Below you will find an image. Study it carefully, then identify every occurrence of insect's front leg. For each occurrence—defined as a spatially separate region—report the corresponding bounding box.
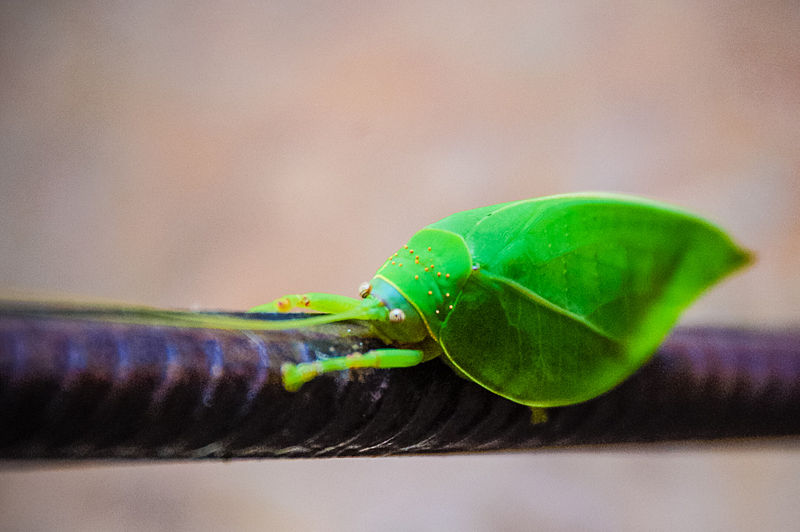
[281,349,425,391]
[248,293,365,314]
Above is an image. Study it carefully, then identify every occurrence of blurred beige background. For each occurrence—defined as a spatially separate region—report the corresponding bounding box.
[1,2,798,531]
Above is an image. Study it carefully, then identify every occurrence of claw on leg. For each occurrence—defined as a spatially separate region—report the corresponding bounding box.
[529,407,549,425]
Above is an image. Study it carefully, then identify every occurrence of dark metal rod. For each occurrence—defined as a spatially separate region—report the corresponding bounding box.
[1,306,798,459]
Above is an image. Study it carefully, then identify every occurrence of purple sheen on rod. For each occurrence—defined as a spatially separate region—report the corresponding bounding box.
[0,307,799,458]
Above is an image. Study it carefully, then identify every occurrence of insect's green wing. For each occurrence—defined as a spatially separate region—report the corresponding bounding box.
[431,193,751,406]
[439,272,624,405]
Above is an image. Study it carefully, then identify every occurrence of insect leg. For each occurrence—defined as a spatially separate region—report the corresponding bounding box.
[248,293,365,314]
[281,349,424,391]
[529,407,549,425]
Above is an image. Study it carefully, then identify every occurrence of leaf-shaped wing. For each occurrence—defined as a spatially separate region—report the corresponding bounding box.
[440,272,624,405]
[433,194,751,405]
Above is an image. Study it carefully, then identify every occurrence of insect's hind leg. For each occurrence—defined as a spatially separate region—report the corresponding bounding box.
[281,349,424,391]
[248,293,365,314]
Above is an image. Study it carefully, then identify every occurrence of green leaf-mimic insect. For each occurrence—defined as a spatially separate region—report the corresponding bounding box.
[247,192,752,406]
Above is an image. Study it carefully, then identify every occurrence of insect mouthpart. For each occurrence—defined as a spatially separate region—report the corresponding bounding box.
[388,308,406,323]
[358,282,372,298]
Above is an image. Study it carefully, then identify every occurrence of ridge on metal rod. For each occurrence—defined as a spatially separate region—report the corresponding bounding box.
[0,305,799,459]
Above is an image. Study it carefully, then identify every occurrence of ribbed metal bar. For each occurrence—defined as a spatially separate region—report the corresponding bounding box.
[0,306,798,458]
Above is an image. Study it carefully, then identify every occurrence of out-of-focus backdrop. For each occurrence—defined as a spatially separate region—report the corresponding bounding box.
[1,2,798,531]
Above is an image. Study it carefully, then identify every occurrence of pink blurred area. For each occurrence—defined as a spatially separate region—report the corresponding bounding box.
[1,2,798,531]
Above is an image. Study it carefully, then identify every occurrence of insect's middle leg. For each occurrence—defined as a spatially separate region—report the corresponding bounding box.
[281,349,424,391]
[248,293,365,314]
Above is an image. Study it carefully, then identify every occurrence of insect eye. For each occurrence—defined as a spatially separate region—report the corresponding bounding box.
[388,309,406,323]
[358,282,372,298]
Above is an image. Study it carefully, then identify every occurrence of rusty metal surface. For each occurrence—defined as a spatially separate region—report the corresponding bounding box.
[1,306,799,459]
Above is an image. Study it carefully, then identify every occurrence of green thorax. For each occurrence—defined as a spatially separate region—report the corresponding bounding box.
[372,228,472,340]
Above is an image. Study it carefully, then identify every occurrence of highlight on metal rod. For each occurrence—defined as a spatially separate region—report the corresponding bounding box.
[1,306,799,459]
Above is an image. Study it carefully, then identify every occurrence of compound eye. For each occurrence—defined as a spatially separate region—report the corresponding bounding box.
[388,308,406,323]
[358,282,372,298]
